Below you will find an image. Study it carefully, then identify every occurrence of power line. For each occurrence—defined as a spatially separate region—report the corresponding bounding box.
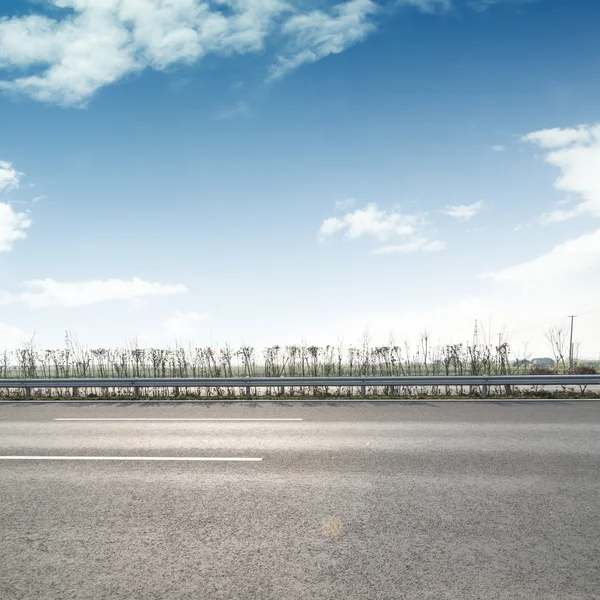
[575,307,600,318]
[498,318,567,337]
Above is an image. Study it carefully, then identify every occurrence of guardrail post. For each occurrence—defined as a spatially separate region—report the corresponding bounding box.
[279,376,284,397]
[133,381,140,398]
[361,379,367,399]
[25,386,31,398]
[482,383,488,400]
[245,377,251,400]
[72,387,78,398]
[174,386,180,398]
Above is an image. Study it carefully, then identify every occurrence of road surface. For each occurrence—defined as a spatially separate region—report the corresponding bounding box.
[1,401,599,599]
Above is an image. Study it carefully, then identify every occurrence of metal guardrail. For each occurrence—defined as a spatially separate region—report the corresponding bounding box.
[0,375,598,399]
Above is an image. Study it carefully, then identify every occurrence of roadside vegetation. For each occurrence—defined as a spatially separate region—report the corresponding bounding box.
[0,333,597,399]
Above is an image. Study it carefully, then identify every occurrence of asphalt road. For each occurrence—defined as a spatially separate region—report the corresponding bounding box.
[1,401,599,600]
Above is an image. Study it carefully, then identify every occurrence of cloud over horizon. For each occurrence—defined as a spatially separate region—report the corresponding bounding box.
[0,277,187,308]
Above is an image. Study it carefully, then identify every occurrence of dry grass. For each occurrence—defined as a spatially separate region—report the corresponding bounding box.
[1,334,520,379]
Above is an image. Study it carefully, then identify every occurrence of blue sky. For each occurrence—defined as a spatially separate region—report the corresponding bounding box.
[1,0,599,357]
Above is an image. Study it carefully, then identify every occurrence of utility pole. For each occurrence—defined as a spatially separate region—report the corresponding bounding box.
[568,315,576,370]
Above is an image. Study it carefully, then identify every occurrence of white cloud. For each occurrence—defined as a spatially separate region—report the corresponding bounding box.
[268,0,378,80]
[0,0,515,103]
[522,126,592,149]
[371,238,445,254]
[444,201,484,220]
[162,310,210,339]
[489,228,600,283]
[319,203,421,242]
[0,161,36,252]
[0,0,289,105]
[0,203,31,252]
[523,123,600,221]
[0,161,21,192]
[320,202,444,255]
[270,0,456,80]
[491,145,505,152]
[0,277,187,308]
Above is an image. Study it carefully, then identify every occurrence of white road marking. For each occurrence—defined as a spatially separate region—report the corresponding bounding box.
[0,456,262,462]
[54,418,303,421]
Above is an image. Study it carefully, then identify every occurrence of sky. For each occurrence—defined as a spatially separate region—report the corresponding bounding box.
[0,0,599,358]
